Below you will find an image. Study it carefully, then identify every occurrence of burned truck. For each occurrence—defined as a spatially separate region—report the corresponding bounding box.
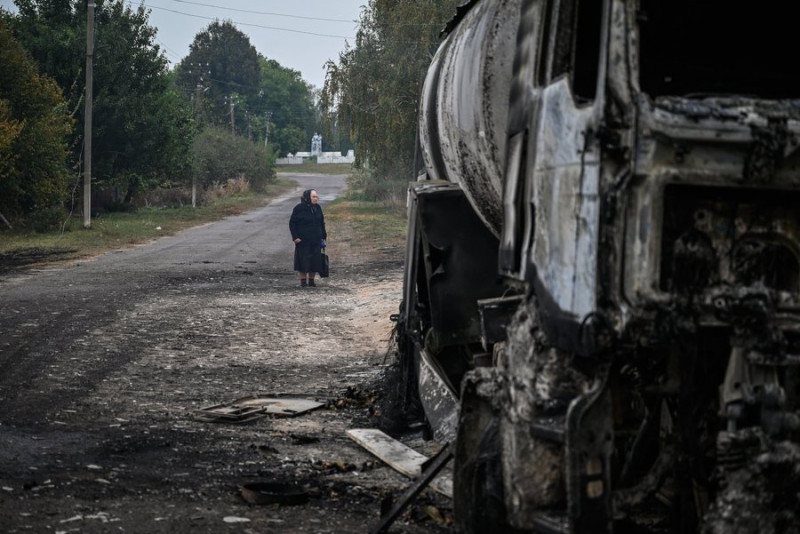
[395,0,800,532]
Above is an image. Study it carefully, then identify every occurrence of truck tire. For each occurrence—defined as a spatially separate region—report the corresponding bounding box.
[454,367,518,533]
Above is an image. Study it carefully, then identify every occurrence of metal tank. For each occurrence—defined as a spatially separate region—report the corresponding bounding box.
[417,0,520,237]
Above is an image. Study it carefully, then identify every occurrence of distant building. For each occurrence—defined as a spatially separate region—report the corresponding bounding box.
[276,149,355,165]
[318,150,355,164]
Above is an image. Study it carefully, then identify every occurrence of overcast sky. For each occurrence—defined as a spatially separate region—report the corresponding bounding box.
[0,0,366,90]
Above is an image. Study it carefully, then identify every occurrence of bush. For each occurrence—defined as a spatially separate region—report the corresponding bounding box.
[192,126,275,191]
[21,206,68,233]
[202,177,250,204]
[0,22,74,224]
[103,201,137,214]
[225,176,250,195]
[137,187,193,208]
[347,166,408,205]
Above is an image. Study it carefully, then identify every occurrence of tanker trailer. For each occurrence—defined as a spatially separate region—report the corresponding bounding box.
[395,0,800,532]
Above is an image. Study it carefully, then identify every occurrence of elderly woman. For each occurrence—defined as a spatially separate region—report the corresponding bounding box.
[289,189,327,287]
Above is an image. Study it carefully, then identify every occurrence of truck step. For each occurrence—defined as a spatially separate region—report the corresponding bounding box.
[531,415,566,444]
[531,510,569,534]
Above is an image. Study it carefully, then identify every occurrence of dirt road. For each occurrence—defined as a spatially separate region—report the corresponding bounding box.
[0,174,452,533]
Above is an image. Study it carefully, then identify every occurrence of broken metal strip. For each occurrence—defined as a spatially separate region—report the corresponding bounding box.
[418,347,459,444]
[368,443,453,534]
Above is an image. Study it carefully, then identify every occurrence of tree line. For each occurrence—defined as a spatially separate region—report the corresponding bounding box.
[0,0,327,229]
[320,0,461,202]
[1,0,463,230]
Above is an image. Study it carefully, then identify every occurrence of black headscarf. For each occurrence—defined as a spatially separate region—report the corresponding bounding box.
[301,189,317,213]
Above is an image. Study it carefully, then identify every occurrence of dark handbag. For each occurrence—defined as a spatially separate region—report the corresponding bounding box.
[320,251,329,278]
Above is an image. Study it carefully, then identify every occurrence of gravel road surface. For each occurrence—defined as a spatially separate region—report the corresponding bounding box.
[0,173,452,533]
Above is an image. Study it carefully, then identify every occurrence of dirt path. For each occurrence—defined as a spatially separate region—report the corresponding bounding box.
[0,177,452,533]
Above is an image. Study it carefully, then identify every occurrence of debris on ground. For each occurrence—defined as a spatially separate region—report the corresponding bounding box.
[193,396,325,423]
[347,428,453,498]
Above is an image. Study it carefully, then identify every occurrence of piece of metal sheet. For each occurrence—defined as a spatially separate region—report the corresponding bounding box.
[194,396,325,423]
[418,348,459,444]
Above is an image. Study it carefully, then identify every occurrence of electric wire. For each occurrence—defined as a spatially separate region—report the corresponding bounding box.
[135,1,355,39]
[166,0,357,23]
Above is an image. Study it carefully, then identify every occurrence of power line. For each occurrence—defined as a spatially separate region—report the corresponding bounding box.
[136,2,356,39]
[155,37,184,62]
[167,0,357,23]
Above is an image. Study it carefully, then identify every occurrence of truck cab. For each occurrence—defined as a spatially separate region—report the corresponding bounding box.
[401,1,800,532]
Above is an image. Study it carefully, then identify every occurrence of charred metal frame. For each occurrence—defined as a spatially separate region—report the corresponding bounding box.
[400,181,507,441]
[401,0,800,532]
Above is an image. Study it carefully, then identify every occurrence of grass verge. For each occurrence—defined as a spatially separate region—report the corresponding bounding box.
[323,199,408,268]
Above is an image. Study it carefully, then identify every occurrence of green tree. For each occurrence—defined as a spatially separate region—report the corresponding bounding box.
[192,125,274,192]
[175,22,319,157]
[7,0,193,205]
[252,56,317,156]
[0,19,73,224]
[9,0,84,104]
[0,101,23,187]
[271,124,307,157]
[321,0,459,199]
[175,20,260,132]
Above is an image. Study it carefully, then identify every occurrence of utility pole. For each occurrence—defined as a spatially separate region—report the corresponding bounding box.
[83,0,95,229]
[193,75,201,208]
[189,62,210,120]
[189,63,209,208]
[229,94,235,135]
[264,111,272,150]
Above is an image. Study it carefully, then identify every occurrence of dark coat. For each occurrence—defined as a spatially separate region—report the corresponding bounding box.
[289,190,327,243]
[289,189,327,273]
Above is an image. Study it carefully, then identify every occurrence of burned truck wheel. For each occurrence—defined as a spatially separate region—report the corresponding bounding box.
[498,296,592,529]
[453,367,515,533]
[389,300,428,431]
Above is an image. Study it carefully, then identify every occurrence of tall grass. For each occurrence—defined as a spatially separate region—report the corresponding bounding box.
[324,198,408,253]
[345,166,409,207]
